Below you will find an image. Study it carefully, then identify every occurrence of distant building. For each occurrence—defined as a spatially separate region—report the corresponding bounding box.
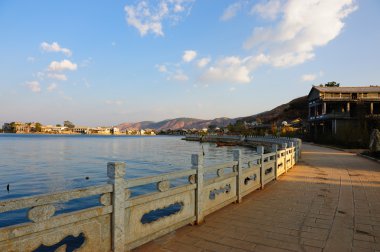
[72,126,90,134]
[111,127,120,135]
[41,125,67,133]
[308,86,380,145]
[88,127,111,135]
[2,122,35,133]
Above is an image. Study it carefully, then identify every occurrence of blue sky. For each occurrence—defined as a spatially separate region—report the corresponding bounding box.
[0,0,379,126]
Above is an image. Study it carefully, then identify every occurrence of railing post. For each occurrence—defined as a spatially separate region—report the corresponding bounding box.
[290,142,294,167]
[257,146,265,189]
[282,143,288,173]
[233,149,242,203]
[192,154,204,224]
[272,144,278,180]
[107,162,126,252]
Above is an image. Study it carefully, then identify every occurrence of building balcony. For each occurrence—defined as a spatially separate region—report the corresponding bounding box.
[309,112,351,121]
[321,97,380,101]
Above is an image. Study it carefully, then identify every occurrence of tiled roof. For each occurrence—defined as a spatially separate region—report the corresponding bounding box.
[313,86,380,93]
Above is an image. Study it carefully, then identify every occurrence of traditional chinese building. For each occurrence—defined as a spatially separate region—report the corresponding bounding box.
[308,86,380,145]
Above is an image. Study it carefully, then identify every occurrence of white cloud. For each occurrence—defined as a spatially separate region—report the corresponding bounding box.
[124,0,194,36]
[172,72,189,81]
[251,0,283,20]
[197,57,211,68]
[105,100,124,106]
[159,1,356,85]
[48,59,77,71]
[245,0,358,67]
[301,74,317,82]
[26,81,41,93]
[229,87,236,92]
[47,83,58,91]
[47,73,67,81]
[221,2,243,21]
[182,50,197,62]
[40,42,72,56]
[174,3,184,12]
[156,64,168,73]
[201,56,251,84]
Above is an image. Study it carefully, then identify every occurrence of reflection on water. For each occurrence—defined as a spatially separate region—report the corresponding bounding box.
[0,134,256,227]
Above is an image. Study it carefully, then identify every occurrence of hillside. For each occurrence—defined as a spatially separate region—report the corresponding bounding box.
[117,96,308,131]
[117,117,236,131]
[237,96,308,124]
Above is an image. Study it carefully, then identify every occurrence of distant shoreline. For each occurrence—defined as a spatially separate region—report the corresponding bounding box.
[0,132,163,137]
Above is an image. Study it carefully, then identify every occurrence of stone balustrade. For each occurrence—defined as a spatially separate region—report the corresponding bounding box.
[0,136,301,252]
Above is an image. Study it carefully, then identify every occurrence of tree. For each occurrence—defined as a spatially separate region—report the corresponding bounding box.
[271,123,278,136]
[208,124,217,131]
[324,81,340,87]
[10,122,16,133]
[56,124,61,127]
[256,118,262,124]
[35,122,42,132]
[64,120,75,129]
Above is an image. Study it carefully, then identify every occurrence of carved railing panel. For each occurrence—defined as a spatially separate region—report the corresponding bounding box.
[0,206,112,252]
[277,156,286,176]
[241,167,260,196]
[203,176,237,216]
[263,161,276,184]
[125,188,195,249]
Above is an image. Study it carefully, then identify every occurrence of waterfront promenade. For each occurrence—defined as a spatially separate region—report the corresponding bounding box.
[136,143,380,252]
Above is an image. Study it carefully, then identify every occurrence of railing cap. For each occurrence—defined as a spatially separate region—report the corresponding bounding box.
[107,162,126,179]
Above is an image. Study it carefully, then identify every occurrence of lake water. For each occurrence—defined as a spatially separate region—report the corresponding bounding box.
[0,134,256,227]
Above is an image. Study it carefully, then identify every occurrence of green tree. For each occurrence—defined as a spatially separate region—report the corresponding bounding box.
[10,122,16,133]
[35,122,42,132]
[56,124,61,127]
[324,81,340,87]
[64,120,75,129]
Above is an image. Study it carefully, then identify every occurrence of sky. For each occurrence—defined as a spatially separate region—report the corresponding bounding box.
[0,0,379,126]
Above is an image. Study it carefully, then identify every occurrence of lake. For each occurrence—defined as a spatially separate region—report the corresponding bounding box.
[0,134,256,227]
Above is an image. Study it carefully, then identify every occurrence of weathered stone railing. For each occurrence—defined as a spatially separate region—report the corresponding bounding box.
[0,136,301,252]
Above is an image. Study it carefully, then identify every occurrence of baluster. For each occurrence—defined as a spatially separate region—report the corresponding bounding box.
[192,154,204,224]
[107,162,126,252]
[282,143,288,173]
[257,146,265,189]
[272,144,278,180]
[234,149,242,203]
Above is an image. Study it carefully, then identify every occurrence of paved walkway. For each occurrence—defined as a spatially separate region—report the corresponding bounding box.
[135,143,380,252]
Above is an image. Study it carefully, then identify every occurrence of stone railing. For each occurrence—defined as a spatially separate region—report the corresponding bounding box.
[0,136,301,252]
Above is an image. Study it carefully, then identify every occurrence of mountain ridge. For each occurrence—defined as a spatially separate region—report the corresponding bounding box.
[117,96,308,131]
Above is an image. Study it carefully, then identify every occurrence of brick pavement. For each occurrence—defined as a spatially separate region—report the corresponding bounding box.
[135,144,380,252]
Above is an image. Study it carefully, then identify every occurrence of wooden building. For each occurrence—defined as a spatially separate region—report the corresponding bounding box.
[308,86,380,145]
